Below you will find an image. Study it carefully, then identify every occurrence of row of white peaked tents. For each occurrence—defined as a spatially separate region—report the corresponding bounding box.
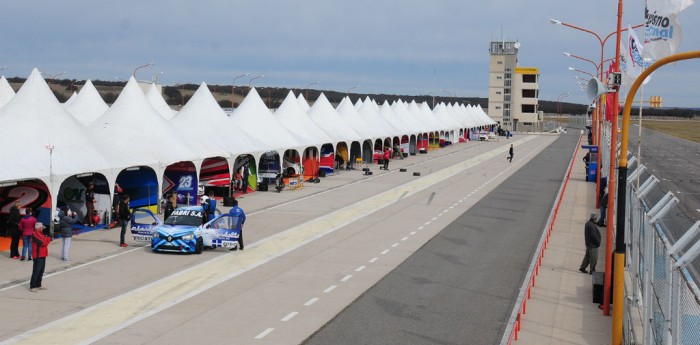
[0,69,496,217]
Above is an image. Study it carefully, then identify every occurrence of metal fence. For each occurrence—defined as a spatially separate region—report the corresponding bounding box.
[623,150,700,345]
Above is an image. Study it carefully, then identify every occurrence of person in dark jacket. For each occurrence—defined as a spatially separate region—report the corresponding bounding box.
[205,191,217,221]
[58,206,78,261]
[164,194,175,221]
[242,164,250,194]
[29,222,51,292]
[8,202,22,259]
[118,195,131,247]
[597,190,608,226]
[579,212,602,274]
[507,144,514,162]
[85,182,96,227]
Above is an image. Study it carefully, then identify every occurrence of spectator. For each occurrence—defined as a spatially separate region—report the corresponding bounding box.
[598,190,608,226]
[507,144,514,162]
[579,212,601,274]
[383,147,391,170]
[29,222,51,292]
[227,199,246,251]
[58,206,78,261]
[118,195,131,248]
[19,207,37,261]
[164,194,176,221]
[8,202,21,259]
[242,164,250,194]
[233,169,243,191]
[85,182,96,227]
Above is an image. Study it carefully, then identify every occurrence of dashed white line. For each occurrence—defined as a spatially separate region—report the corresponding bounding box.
[409,231,416,236]
[417,226,424,230]
[391,243,399,248]
[304,297,319,306]
[281,311,298,322]
[254,328,274,339]
[369,257,378,263]
[341,275,353,282]
[356,265,366,272]
[431,217,437,221]
[424,221,432,225]
[323,285,337,293]
[401,236,409,241]
[381,249,390,255]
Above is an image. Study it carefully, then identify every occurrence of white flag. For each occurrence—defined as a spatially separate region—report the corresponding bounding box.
[644,0,693,59]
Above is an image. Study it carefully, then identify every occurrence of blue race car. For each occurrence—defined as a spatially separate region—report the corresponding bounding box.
[130,206,241,254]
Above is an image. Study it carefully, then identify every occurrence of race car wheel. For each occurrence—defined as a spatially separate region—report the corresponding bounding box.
[195,238,203,254]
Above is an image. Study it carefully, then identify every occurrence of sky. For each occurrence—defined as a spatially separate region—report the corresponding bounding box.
[1,0,699,108]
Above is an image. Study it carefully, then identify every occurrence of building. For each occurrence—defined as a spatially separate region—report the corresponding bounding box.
[488,41,540,132]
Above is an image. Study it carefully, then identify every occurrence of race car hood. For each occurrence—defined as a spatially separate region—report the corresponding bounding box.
[155,224,199,237]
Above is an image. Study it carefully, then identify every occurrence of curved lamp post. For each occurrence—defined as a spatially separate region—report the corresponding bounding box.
[232,73,250,109]
[133,62,155,79]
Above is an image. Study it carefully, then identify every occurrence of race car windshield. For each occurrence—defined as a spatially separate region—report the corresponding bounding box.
[164,210,203,226]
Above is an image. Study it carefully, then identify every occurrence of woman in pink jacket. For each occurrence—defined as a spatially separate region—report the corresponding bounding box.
[19,207,37,261]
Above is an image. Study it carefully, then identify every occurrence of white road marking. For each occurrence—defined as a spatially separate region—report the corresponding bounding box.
[341,275,353,282]
[323,285,337,293]
[254,328,274,339]
[380,249,390,255]
[369,257,378,263]
[409,231,416,236]
[401,237,408,241]
[391,243,399,248]
[281,312,298,322]
[304,297,319,306]
[424,221,431,225]
[417,226,424,230]
[431,217,437,221]
[355,266,366,272]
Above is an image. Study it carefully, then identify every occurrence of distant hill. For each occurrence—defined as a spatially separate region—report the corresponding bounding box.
[5,77,697,118]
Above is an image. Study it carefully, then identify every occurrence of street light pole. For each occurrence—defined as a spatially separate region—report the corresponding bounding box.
[152,71,164,84]
[133,62,155,80]
[556,92,569,128]
[232,73,249,109]
[346,85,359,95]
[41,72,65,96]
[568,67,596,79]
[305,81,319,100]
[45,144,55,233]
[248,74,264,96]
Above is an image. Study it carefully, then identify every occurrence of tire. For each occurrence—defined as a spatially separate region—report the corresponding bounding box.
[194,237,203,254]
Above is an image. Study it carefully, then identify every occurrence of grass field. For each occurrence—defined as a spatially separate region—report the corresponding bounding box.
[641,120,700,144]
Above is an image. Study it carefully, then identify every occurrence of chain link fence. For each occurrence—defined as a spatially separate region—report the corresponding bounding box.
[624,150,700,345]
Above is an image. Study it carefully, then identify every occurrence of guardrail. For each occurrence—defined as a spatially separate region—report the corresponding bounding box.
[500,133,582,344]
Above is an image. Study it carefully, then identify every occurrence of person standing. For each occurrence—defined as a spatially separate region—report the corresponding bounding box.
[8,202,22,259]
[29,222,51,292]
[58,206,78,261]
[579,212,602,274]
[85,182,96,227]
[383,147,391,170]
[233,169,243,192]
[227,199,246,251]
[19,207,37,261]
[598,190,608,226]
[507,144,514,162]
[242,164,250,194]
[205,191,217,221]
[164,194,175,221]
[118,195,131,248]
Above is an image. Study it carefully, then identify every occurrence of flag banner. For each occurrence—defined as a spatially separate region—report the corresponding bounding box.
[628,26,654,85]
[646,0,694,15]
[644,0,693,59]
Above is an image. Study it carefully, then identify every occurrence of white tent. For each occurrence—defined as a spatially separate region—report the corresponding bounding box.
[274,91,332,147]
[419,102,450,131]
[356,98,395,139]
[336,97,377,139]
[407,100,438,132]
[90,76,202,167]
[297,94,311,112]
[231,88,303,152]
[63,92,77,106]
[0,69,136,218]
[64,79,109,126]
[378,101,411,137]
[0,76,16,109]
[391,100,424,134]
[146,83,177,120]
[172,82,268,157]
[307,93,363,144]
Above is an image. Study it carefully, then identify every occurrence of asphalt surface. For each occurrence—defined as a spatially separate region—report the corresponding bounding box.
[304,132,579,345]
[626,123,700,277]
